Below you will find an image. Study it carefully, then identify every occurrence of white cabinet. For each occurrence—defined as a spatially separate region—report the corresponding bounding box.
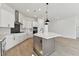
[19,13,26,28]
[14,33,27,44]
[5,35,15,50]
[19,12,33,36]
[0,4,15,27]
[33,21,38,27]
[5,33,28,50]
[19,12,24,24]
[19,12,33,28]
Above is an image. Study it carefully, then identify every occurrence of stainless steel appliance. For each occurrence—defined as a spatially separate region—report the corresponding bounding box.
[33,27,38,34]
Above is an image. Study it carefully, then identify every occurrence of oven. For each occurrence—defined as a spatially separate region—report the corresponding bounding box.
[33,27,38,34]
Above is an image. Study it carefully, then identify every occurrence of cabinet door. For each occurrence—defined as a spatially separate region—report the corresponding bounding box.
[14,34,22,45]
[19,13,24,24]
[0,9,14,27]
[14,33,27,44]
[5,35,15,50]
[26,21,33,34]
[19,13,26,29]
[9,11,15,28]
[0,9,9,27]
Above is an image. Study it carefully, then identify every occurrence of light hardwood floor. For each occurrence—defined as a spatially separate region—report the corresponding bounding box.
[51,37,79,56]
[6,38,33,56]
[6,37,79,56]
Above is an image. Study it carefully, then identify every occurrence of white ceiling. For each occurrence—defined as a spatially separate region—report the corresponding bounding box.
[6,3,79,20]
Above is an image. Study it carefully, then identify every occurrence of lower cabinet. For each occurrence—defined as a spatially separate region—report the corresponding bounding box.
[5,35,15,50]
[5,33,29,51]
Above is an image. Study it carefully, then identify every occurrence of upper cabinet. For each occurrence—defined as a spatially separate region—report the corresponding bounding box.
[0,4,15,27]
[19,12,24,24]
[19,12,33,35]
[19,12,33,28]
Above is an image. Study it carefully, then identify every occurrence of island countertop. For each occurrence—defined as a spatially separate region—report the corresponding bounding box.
[34,32,61,39]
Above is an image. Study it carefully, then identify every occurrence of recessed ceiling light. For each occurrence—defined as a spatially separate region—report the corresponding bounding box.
[38,8,41,11]
[26,9,30,12]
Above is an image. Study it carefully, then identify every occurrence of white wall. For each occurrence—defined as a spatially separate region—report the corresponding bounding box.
[48,17,76,39]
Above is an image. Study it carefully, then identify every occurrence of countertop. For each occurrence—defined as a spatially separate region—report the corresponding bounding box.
[11,32,25,34]
[34,32,61,39]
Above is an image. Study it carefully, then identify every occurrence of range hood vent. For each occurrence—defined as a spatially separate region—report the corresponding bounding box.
[11,10,23,33]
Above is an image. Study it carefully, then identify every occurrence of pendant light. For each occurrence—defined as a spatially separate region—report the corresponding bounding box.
[45,3,50,23]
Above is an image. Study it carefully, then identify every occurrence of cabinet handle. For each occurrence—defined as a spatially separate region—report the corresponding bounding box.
[8,24,10,27]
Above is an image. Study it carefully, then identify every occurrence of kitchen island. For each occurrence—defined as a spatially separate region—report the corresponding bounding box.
[33,32,61,56]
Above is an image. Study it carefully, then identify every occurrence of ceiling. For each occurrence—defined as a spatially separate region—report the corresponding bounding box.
[6,3,79,20]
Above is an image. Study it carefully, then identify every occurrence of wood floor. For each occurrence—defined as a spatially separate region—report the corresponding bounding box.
[51,37,79,56]
[5,37,79,56]
[6,38,33,56]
